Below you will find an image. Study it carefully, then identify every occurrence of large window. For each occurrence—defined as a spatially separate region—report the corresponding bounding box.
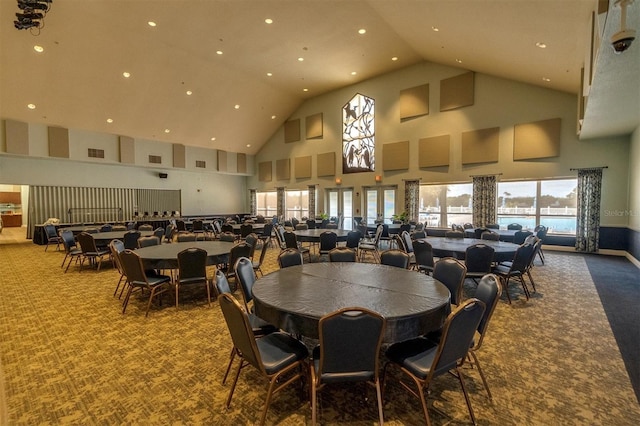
[419,183,473,227]
[256,191,277,218]
[285,190,309,221]
[364,186,396,224]
[498,179,577,234]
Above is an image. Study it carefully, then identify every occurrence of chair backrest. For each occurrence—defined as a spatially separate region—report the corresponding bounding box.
[283,231,299,249]
[192,219,204,232]
[221,223,234,234]
[481,231,500,241]
[507,223,523,230]
[445,230,464,239]
[328,247,357,262]
[176,220,187,231]
[371,225,384,245]
[176,232,197,242]
[306,219,316,229]
[138,224,154,231]
[473,274,502,348]
[60,229,76,251]
[295,223,309,230]
[411,230,426,239]
[100,224,112,232]
[219,232,236,242]
[235,257,256,308]
[278,248,303,268]
[153,227,165,240]
[275,225,287,249]
[380,224,390,238]
[83,227,99,234]
[463,223,474,229]
[254,237,270,266]
[138,236,160,248]
[260,223,274,238]
[112,224,127,231]
[433,257,467,306]
[316,307,386,382]
[119,249,148,284]
[177,247,207,281]
[245,233,259,257]
[44,224,58,238]
[109,239,125,274]
[214,269,232,295]
[240,223,253,238]
[412,239,434,269]
[345,231,362,248]
[380,249,410,269]
[535,225,548,241]
[228,243,252,273]
[474,227,489,239]
[218,293,265,373]
[392,234,406,252]
[164,224,175,241]
[485,223,500,229]
[401,231,414,253]
[429,298,486,379]
[512,230,533,245]
[77,232,98,253]
[319,231,338,251]
[465,243,495,274]
[123,230,141,250]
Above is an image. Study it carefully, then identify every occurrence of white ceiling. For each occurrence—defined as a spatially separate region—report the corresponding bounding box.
[0,0,637,155]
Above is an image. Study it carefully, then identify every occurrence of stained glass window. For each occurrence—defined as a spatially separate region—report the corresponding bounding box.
[342,93,375,173]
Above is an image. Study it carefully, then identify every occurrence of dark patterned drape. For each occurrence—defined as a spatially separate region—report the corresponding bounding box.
[575,168,603,253]
[276,187,285,223]
[472,175,497,227]
[249,189,256,216]
[308,185,316,219]
[404,180,420,222]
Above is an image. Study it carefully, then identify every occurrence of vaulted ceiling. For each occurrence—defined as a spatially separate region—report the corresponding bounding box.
[1,0,637,155]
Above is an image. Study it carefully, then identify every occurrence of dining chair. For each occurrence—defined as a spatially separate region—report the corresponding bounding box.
[252,239,270,277]
[328,247,357,262]
[218,293,308,425]
[311,307,386,425]
[163,223,175,243]
[137,235,160,248]
[138,224,154,231]
[176,247,211,308]
[76,231,111,272]
[60,229,82,272]
[481,230,500,241]
[507,223,523,230]
[412,239,435,274]
[258,223,274,248]
[44,224,62,251]
[284,231,310,262]
[432,257,467,306]
[445,230,464,239]
[278,248,304,268]
[534,225,547,264]
[223,242,252,286]
[176,231,197,242]
[492,242,535,303]
[318,231,338,261]
[380,249,410,269]
[464,243,495,285]
[383,298,486,426]
[109,239,126,297]
[123,230,141,250]
[119,249,172,317]
[191,219,206,240]
[512,230,533,245]
[358,224,383,263]
[345,230,362,250]
[244,232,259,259]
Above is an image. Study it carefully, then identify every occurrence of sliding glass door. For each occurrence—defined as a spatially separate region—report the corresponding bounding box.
[326,188,353,230]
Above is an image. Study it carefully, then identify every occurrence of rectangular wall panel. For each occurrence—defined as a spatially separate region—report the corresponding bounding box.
[173,143,186,168]
[383,140,410,171]
[513,118,561,160]
[440,72,475,111]
[295,156,312,178]
[4,119,29,155]
[276,159,291,180]
[119,136,135,164]
[217,150,227,172]
[48,126,70,158]
[258,161,272,182]
[237,153,247,173]
[461,127,500,165]
[400,84,429,120]
[317,152,336,177]
[419,135,450,168]
[305,113,323,139]
[284,119,301,143]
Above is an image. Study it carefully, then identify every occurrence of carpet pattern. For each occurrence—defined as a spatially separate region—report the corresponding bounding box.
[1,233,639,425]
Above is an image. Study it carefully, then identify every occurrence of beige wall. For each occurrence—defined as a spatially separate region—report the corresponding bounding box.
[249,61,632,226]
[627,127,640,231]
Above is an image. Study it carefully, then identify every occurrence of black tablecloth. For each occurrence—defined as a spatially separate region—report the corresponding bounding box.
[135,241,235,270]
[253,263,451,343]
[420,237,519,263]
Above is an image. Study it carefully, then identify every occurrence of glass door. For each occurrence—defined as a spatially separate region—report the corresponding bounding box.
[364,186,396,225]
[326,188,354,230]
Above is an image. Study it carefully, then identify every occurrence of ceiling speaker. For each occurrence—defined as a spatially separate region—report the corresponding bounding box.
[159,172,168,178]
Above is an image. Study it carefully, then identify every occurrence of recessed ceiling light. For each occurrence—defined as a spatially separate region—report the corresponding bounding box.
[148,21,157,27]
[351,71,357,75]
[265,18,273,24]
[266,72,273,77]
[536,42,547,48]
[455,59,462,63]
[246,144,251,147]
[211,137,216,141]
[358,28,366,35]
[271,115,277,119]
[164,129,170,133]
[391,56,398,61]
[542,77,551,82]
[216,50,223,55]
[122,72,131,78]
[106,118,113,123]
[186,90,193,95]
[33,45,44,53]
[298,57,304,62]
[27,104,36,109]
[431,26,439,32]
[234,104,240,109]
[303,88,309,92]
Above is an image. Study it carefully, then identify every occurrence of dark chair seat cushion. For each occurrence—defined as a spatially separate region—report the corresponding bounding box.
[257,332,309,375]
[385,336,439,380]
[249,313,279,335]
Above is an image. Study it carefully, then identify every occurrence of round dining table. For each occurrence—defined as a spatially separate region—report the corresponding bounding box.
[134,240,235,270]
[293,229,352,243]
[252,262,451,343]
[91,230,154,242]
[419,236,520,263]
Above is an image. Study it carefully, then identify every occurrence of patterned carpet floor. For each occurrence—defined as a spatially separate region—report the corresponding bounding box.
[1,229,639,425]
